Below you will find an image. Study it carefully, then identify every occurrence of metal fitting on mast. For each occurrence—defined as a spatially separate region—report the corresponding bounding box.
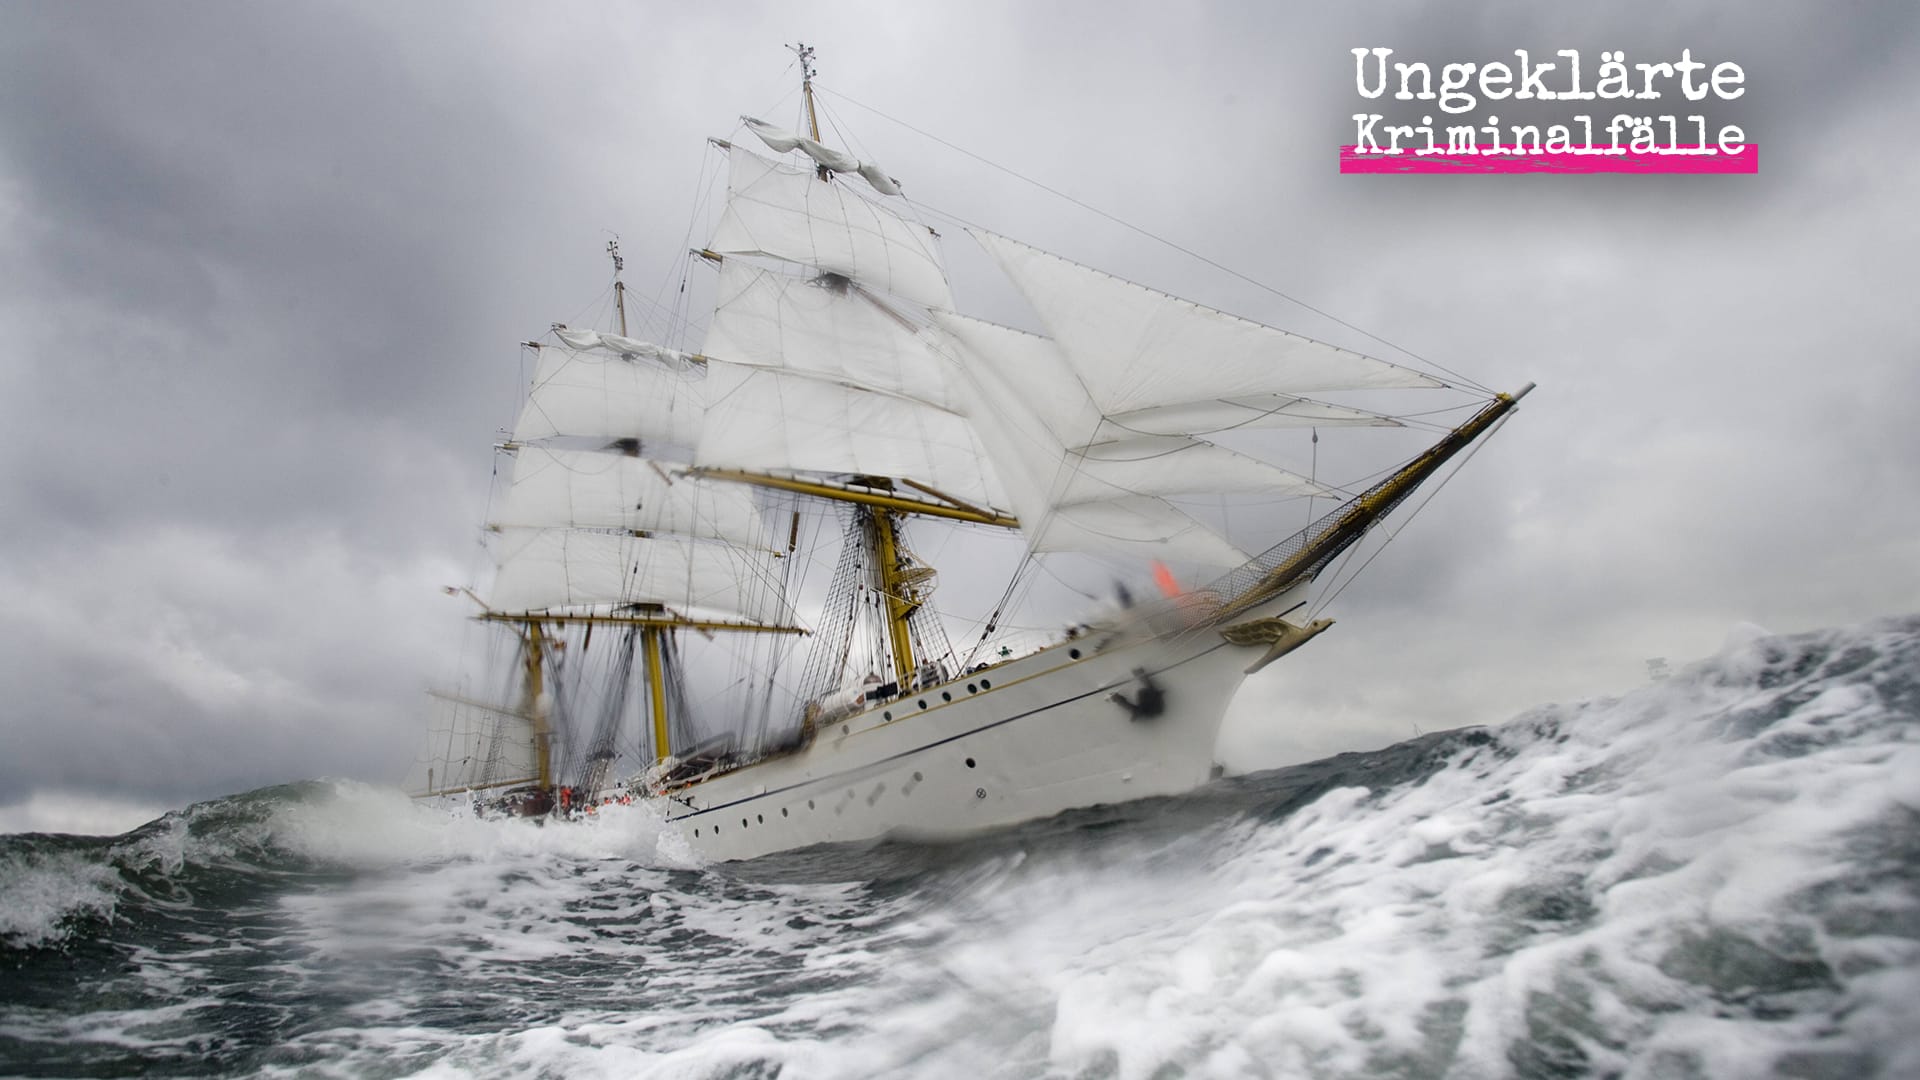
[789,42,830,179]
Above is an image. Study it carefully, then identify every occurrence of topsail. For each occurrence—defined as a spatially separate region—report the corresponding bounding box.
[709,146,952,310]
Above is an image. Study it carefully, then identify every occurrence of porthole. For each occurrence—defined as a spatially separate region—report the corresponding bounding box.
[741,818,748,828]
[781,807,789,817]
[757,814,764,824]
[1069,648,1082,659]
[965,757,977,768]
[918,699,927,710]
[694,828,701,837]
[980,679,992,690]
[808,799,816,810]
[842,724,850,735]
[884,710,892,721]
[967,683,977,694]
[913,771,924,782]
[941,691,952,702]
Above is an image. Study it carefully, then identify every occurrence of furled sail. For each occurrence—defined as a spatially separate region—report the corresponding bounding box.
[489,528,791,626]
[513,340,706,449]
[694,359,1005,510]
[492,447,767,549]
[970,230,1443,416]
[552,327,701,369]
[709,146,952,310]
[741,116,902,196]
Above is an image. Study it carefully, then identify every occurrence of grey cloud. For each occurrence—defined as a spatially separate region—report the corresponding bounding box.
[0,0,1915,822]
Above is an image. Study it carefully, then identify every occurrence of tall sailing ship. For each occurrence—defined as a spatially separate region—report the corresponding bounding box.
[411,47,1530,861]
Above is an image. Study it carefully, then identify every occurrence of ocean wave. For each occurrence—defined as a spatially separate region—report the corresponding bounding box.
[1,616,1915,1078]
[0,779,685,952]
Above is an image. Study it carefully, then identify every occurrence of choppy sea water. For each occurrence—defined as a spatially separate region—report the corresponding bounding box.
[3,618,1917,1079]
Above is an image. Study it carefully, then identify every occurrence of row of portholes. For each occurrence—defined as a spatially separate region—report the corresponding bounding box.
[692,758,982,838]
[881,678,994,723]
[694,799,810,837]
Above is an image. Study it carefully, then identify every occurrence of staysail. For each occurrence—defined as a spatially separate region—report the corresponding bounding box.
[970,230,1444,413]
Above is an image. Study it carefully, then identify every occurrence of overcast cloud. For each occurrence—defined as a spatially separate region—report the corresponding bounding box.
[1,1,1915,833]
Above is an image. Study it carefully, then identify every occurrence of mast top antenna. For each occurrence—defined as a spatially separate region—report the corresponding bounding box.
[787,42,827,167]
[606,236,623,275]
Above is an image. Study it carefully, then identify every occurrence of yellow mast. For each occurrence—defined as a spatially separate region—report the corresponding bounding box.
[789,43,924,687]
[609,238,674,765]
[642,625,670,763]
[869,507,917,686]
[692,468,1019,528]
[522,621,552,790]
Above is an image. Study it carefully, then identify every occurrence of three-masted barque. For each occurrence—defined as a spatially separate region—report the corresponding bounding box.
[411,46,1530,861]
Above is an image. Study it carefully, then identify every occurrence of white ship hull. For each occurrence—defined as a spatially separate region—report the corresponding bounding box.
[654,591,1311,862]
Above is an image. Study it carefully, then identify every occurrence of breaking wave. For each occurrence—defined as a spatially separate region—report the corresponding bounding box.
[2,616,1915,1078]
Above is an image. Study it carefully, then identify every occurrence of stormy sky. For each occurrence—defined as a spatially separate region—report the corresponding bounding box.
[2,1,1915,834]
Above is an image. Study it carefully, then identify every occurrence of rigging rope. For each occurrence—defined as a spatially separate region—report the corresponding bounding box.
[813,84,1492,395]
[1307,412,1515,618]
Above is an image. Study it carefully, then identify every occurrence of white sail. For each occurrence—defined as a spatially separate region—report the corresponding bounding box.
[1066,436,1331,500]
[971,230,1443,416]
[930,312,1332,566]
[974,377,1253,568]
[410,692,539,795]
[489,528,791,626]
[513,341,706,449]
[710,146,952,310]
[492,448,767,548]
[741,116,901,196]
[695,360,1005,511]
[704,261,958,411]
[933,318,1254,567]
[932,310,1104,446]
[931,311,1388,446]
[552,327,700,369]
[1106,394,1399,437]
[1039,498,1253,568]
